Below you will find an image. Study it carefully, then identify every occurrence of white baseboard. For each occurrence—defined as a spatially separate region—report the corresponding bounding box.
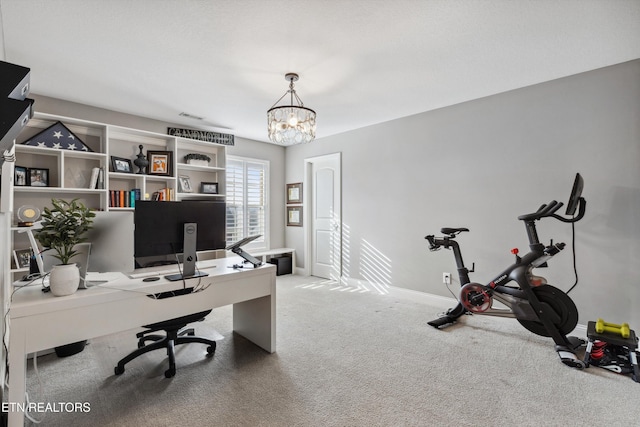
[389,285,458,308]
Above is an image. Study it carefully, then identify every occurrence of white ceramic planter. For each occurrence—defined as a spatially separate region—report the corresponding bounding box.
[187,159,209,167]
[49,264,80,297]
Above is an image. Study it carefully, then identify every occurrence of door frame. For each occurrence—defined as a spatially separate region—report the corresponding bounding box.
[303,152,342,279]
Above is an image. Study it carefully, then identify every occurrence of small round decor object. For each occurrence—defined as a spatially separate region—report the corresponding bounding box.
[17,205,41,227]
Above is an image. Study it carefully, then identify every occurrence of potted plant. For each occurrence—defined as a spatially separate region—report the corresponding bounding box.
[183,153,211,167]
[35,198,95,296]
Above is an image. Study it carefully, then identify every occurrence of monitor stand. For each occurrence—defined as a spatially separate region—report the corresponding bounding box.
[226,235,263,268]
[165,223,209,282]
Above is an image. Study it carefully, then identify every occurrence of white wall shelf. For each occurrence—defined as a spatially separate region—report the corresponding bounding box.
[7,111,227,280]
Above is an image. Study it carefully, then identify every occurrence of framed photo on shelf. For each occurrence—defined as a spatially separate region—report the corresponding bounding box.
[286,182,303,204]
[13,248,33,269]
[14,166,28,186]
[147,150,173,176]
[178,175,193,193]
[111,156,134,173]
[29,168,49,187]
[200,182,218,194]
[287,206,303,227]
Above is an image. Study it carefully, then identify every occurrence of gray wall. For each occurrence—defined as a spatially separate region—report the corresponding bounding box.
[286,59,640,326]
[30,94,287,249]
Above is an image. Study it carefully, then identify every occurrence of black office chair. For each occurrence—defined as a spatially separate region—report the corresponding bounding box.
[114,310,216,378]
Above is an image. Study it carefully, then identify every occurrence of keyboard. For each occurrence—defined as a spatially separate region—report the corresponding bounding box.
[128,267,180,279]
[128,260,218,279]
[149,287,194,300]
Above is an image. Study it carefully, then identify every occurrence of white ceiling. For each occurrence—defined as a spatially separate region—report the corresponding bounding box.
[1,0,639,143]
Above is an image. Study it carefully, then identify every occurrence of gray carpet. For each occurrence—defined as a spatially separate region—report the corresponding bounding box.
[21,275,638,426]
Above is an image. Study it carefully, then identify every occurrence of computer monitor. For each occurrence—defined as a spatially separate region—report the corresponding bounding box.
[86,211,135,273]
[134,200,226,281]
[38,211,134,281]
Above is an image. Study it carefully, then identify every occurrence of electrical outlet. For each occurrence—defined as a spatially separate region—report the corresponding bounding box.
[443,272,451,285]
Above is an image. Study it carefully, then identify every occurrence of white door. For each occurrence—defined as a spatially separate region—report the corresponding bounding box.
[307,153,341,279]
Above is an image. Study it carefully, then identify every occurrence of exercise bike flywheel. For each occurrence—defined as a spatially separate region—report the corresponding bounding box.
[517,285,578,337]
[459,282,492,313]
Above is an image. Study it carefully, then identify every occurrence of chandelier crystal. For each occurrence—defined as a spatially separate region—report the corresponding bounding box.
[267,73,316,145]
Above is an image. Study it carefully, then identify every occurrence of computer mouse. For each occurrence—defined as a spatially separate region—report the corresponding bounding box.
[142,276,160,282]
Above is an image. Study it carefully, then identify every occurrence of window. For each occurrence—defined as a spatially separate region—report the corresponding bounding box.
[225,156,269,249]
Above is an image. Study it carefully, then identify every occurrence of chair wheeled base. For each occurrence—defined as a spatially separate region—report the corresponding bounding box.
[114,310,216,378]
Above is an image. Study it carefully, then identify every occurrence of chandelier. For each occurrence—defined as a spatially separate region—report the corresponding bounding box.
[267,73,316,145]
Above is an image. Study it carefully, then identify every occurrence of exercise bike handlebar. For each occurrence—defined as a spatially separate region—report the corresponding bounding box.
[518,197,586,224]
[550,197,586,223]
[518,200,563,221]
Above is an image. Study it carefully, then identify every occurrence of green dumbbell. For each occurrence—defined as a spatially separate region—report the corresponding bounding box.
[595,318,630,339]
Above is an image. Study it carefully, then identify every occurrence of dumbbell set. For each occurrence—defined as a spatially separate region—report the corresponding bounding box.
[583,319,639,383]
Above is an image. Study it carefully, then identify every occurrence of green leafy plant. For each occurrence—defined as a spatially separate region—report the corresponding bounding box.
[183,153,211,162]
[35,198,95,265]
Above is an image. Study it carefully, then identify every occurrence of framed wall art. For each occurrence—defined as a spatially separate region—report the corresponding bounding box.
[287,206,303,227]
[178,175,193,193]
[29,168,49,187]
[201,182,218,194]
[147,150,173,176]
[286,182,302,204]
[111,156,134,173]
[14,166,28,186]
[13,248,33,269]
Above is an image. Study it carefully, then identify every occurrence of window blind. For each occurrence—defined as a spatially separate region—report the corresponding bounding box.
[225,157,268,247]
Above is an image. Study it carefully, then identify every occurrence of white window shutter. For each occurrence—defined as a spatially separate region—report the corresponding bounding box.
[225,157,268,248]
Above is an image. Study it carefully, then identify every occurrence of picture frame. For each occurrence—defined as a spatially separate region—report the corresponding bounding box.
[287,206,303,227]
[13,248,33,269]
[200,182,218,194]
[147,150,173,176]
[111,156,134,173]
[178,175,193,193]
[14,166,28,186]
[286,182,303,204]
[29,168,49,187]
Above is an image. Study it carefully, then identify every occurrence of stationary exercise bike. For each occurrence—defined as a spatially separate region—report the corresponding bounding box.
[426,174,587,368]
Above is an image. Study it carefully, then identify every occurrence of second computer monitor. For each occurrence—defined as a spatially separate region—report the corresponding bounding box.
[133,200,226,278]
[86,210,135,273]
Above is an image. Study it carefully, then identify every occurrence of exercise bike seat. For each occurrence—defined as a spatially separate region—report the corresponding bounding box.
[441,227,469,235]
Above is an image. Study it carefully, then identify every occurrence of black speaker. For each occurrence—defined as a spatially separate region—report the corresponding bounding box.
[0,61,35,164]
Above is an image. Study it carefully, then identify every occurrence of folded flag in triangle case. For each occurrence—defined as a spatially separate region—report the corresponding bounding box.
[21,121,93,151]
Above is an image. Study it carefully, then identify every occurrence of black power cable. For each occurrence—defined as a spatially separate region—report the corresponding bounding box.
[566,221,579,294]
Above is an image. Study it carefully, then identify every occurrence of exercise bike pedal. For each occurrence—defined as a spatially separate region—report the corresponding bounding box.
[556,346,586,369]
[427,315,457,329]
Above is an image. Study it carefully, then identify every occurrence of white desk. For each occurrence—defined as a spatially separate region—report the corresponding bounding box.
[7,258,276,427]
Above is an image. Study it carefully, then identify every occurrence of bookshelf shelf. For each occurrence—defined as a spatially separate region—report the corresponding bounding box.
[9,111,227,280]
